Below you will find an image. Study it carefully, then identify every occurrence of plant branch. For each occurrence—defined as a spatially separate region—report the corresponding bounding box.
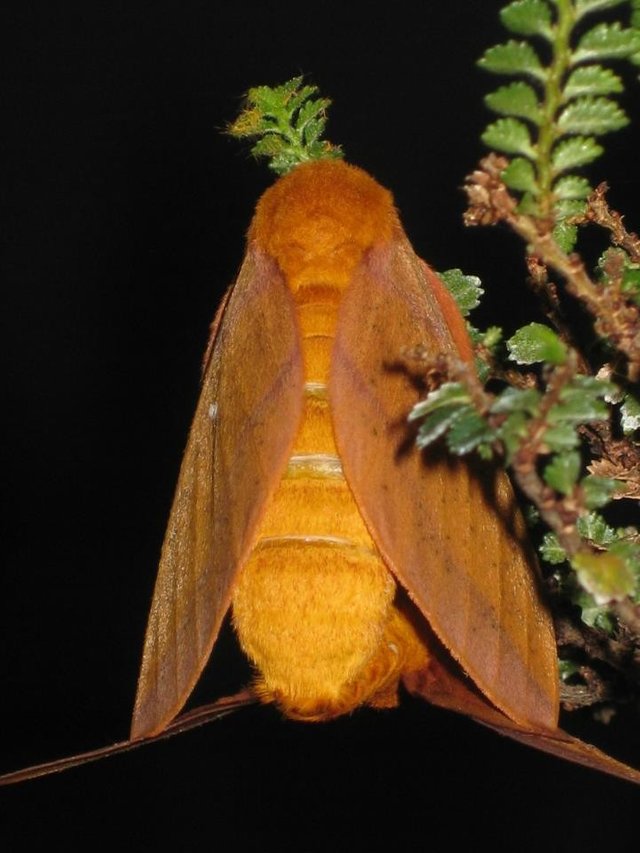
[465,155,640,380]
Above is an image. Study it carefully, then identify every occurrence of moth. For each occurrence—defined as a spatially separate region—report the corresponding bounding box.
[3,158,638,785]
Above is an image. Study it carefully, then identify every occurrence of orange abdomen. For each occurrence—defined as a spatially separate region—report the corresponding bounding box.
[231,164,428,719]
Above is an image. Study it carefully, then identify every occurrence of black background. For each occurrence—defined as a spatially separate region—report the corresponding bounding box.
[3,1,640,848]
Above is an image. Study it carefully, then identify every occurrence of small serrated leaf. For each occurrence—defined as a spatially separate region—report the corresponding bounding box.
[482,118,536,157]
[502,157,539,193]
[570,374,617,397]
[552,221,578,253]
[574,23,640,63]
[575,0,628,17]
[579,602,616,632]
[582,476,620,509]
[446,409,494,455]
[485,81,543,124]
[415,406,466,448]
[553,175,592,200]
[551,136,603,173]
[548,396,608,425]
[482,326,503,348]
[577,0,628,12]
[577,511,617,545]
[507,323,568,364]
[554,198,587,219]
[410,382,472,421]
[440,269,484,316]
[544,422,581,452]
[544,451,581,494]
[540,532,567,564]
[479,41,545,79]
[499,410,530,461]
[557,97,629,136]
[490,386,541,414]
[500,0,553,37]
[563,66,623,100]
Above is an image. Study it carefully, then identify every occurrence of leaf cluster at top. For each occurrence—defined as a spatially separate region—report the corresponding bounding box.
[228,77,343,174]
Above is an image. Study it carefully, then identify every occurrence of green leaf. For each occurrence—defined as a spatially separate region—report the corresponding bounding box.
[502,157,539,193]
[517,191,541,216]
[553,175,592,200]
[540,532,567,564]
[552,221,578,253]
[563,66,623,100]
[501,0,553,37]
[498,410,531,461]
[575,0,628,17]
[546,375,613,427]
[554,198,587,219]
[544,451,581,494]
[551,136,603,173]
[547,395,608,425]
[557,97,629,135]
[482,118,536,156]
[582,475,620,509]
[507,323,568,364]
[621,392,640,433]
[410,382,472,420]
[481,326,503,348]
[490,386,541,414]
[485,82,542,124]
[577,511,617,546]
[568,374,617,400]
[576,595,616,632]
[440,269,484,316]
[446,409,494,455]
[447,406,494,456]
[478,41,545,79]
[544,422,580,452]
[574,23,640,63]
[572,550,636,604]
[415,406,466,448]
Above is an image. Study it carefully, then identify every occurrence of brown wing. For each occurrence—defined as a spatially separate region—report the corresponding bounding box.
[330,234,559,730]
[403,650,640,785]
[131,246,304,738]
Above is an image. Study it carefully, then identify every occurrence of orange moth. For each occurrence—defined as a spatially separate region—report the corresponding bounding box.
[2,157,640,785]
[131,156,560,737]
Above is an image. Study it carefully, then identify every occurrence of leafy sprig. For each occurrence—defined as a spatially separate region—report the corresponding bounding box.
[415,1,640,654]
[227,77,343,175]
[412,2,640,679]
[410,300,640,637]
[479,0,640,250]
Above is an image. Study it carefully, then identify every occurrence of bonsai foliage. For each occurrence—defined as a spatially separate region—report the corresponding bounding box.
[411,0,640,714]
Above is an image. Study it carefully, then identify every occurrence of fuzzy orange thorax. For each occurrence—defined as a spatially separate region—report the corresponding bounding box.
[251,160,398,290]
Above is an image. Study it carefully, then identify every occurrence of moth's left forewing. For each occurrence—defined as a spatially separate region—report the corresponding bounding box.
[131,247,304,738]
[330,231,559,730]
